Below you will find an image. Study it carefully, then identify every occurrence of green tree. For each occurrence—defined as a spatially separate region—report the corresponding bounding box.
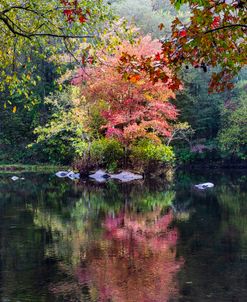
[0,0,113,95]
[218,81,247,160]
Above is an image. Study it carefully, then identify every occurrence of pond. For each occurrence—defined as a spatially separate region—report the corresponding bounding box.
[0,170,246,302]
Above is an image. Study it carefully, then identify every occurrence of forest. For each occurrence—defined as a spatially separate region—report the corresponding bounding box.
[0,0,246,173]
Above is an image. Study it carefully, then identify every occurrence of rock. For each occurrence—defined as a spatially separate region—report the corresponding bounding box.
[110,171,143,182]
[194,182,214,190]
[55,171,69,178]
[11,176,24,181]
[56,169,143,183]
[55,171,80,180]
[89,170,110,183]
[67,172,80,180]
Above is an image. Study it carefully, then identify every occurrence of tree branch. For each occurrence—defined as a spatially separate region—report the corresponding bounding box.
[0,15,31,39]
[29,32,94,38]
[1,5,59,16]
[0,15,94,39]
[204,24,247,34]
[1,6,32,14]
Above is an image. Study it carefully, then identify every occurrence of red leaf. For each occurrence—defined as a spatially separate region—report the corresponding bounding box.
[81,55,86,65]
[212,16,220,28]
[79,15,87,23]
[60,0,69,6]
[155,53,161,61]
[179,30,187,37]
[87,56,94,64]
[63,9,73,16]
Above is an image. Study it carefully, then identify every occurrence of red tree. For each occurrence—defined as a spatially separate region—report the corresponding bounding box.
[72,36,180,145]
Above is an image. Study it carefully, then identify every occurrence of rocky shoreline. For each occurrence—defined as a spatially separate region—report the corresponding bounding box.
[55,169,143,183]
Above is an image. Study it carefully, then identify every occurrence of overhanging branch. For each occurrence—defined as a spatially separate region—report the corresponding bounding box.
[0,15,94,39]
[204,24,247,34]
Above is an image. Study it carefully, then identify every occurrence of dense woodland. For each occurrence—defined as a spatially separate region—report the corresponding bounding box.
[0,0,246,172]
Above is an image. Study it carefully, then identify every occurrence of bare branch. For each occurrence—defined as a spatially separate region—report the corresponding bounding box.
[63,38,82,65]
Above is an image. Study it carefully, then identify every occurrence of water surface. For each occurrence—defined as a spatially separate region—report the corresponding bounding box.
[0,170,246,301]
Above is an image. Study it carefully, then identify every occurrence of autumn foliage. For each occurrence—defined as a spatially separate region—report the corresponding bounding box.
[118,1,247,92]
[72,36,179,145]
[60,0,90,23]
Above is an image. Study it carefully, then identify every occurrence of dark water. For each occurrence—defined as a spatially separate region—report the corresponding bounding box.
[0,170,246,302]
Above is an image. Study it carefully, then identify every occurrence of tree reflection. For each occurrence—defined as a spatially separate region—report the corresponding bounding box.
[1,171,246,302]
[49,186,182,302]
[76,211,181,302]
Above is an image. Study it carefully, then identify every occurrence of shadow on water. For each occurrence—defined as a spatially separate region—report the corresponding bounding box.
[0,170,246,301]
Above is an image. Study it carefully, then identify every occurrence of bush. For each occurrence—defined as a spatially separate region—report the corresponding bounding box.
[74,138,124,172]
[130,139,175,172]
[32,109,86,164]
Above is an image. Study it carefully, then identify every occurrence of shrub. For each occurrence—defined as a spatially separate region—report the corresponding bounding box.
[32,108,86,164]
[74,138,124,172]
[130,139,175,172]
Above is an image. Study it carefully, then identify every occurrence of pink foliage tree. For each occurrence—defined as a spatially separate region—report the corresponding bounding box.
[72,36,180,145]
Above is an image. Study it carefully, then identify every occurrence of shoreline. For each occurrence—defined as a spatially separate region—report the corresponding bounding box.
[0,164,69,173]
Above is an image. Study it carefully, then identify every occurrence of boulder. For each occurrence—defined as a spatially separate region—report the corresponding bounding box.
[56,169,143,183]
[89,170,110,183]
[55,171,69,178]
[67,171,80,180]
[110,171,143,182]
[55,171,80,180]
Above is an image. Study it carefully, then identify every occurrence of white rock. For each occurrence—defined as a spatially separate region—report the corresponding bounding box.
[11,176,19,181]
[55,171,69,178]
[195,182,214,190]
[110,171,143,182]
[89,170,109,182]
[67,171,80,180]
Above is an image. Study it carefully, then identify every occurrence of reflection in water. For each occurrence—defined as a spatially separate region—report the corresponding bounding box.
[72,210,181,302]
[39,183,182,301]
[0,171,247,301]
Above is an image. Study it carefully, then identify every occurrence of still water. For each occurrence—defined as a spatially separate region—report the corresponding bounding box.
[0,170,246,302]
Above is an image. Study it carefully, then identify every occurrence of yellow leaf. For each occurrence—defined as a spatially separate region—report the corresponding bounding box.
[4,103,6,109]
[12,106,17,113]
